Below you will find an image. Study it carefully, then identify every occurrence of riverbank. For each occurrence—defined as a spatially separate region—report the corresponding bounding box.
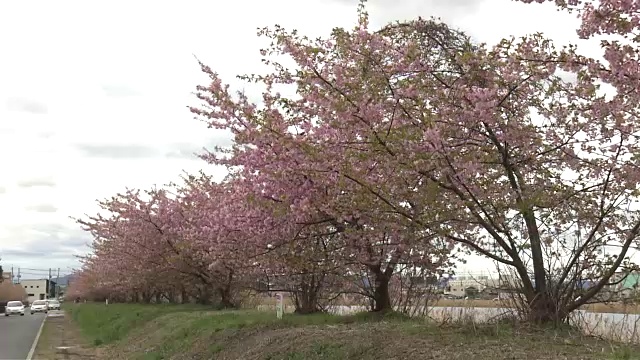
[257,296,640,315]
[56,303,639,359]
[435,299,640,315]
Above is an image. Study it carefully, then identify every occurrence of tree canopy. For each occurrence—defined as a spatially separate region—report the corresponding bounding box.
[68,0,640,323]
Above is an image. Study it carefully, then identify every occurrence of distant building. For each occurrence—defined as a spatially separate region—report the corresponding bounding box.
[444,274,500,298]
[1,271,12,282]
[605,271,640,300]
[20,279,57,303]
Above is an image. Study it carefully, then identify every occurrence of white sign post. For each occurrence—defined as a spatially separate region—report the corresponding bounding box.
[275,293,283,319]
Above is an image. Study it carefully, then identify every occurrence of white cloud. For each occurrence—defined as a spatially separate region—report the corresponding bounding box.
[0,0,359,272]
[0,0,625,273]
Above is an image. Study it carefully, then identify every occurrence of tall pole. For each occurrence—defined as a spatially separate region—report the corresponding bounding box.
[47,268,51,299]
[10,266,13,283]
[17,267,20,284]
[55,268,60,299]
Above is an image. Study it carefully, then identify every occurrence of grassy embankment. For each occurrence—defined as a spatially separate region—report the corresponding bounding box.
[63,302,640,360]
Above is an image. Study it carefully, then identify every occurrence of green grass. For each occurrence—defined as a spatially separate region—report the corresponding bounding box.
[66,302,414,347]
[65,302,404,349]
[65,302,208,345]
[66,303,640,360]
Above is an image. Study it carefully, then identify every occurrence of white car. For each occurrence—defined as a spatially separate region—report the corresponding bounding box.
[30,300,48,314]
[5,301,25,316]
[46,299,61,310]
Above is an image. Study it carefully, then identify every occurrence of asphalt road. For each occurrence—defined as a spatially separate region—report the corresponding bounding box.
[0,311,45,360]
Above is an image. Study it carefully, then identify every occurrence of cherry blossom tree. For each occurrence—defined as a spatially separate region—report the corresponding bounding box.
[191,0,640,322]
[68,0,640,324]
[172,173,309,308]
[190,6,461,312]
[460,0,640,321]
[73,172,337,310]
[76,184,234,306]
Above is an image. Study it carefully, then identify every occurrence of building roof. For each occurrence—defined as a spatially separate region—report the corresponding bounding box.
[19,278,50,283]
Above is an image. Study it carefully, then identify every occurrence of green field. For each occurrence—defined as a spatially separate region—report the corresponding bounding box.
[66,303,640,360]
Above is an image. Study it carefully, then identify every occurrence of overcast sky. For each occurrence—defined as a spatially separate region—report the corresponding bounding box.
[0,0,609,278]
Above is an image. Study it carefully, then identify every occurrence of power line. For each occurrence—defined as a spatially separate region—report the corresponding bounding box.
[18,272,73,279]
[19,268,55,272]
[5,268,74,275]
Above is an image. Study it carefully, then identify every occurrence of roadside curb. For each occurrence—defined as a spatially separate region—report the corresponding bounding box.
[26,315,47,360]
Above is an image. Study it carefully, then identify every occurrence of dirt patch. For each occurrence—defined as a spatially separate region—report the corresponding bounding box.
[33,314,100,360]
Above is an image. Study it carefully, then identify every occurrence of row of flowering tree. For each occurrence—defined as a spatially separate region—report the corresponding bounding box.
[68,0,640,324]
[67,168,439,312]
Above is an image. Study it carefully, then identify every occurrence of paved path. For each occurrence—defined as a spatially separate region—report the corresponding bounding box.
[0,311,45,360]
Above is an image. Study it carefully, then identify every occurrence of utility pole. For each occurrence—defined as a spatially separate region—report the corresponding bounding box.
[47,268,52,300]
[17,267,20,284]
[10,266,13,284]
[55,268,60,299]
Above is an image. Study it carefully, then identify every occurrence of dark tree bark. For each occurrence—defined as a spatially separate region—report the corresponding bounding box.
[368,264,393,312]
[216,269,236,309]
[293,273,324,314]
[180,288,189,304]
[372,273,392,312]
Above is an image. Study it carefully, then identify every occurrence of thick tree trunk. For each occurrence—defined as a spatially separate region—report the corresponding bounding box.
[142,291,152,304]
[372,275,392,312]
[294,280,321,314]
[366,265,393,313]
[195,286,213,305]
[167,291,176,304]
[217,286,235,309]
[294,299,318,314]
[196,294,211,305]
[366,245,401,313]
[180,288,189,304]
[528,292,564,324]
[215,269,236,309]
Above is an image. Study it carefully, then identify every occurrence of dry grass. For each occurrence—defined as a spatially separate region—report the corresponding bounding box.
[584,303,640,315]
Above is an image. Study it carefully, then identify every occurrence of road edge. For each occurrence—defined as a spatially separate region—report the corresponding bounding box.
[26,314,47,360]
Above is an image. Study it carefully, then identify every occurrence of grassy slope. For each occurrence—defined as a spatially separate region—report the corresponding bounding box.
[67,303,640,360]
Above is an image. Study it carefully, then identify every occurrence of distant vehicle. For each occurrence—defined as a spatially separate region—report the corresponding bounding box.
[5,301,25,316]
[46,299,61,310]
[30,300,48,314]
